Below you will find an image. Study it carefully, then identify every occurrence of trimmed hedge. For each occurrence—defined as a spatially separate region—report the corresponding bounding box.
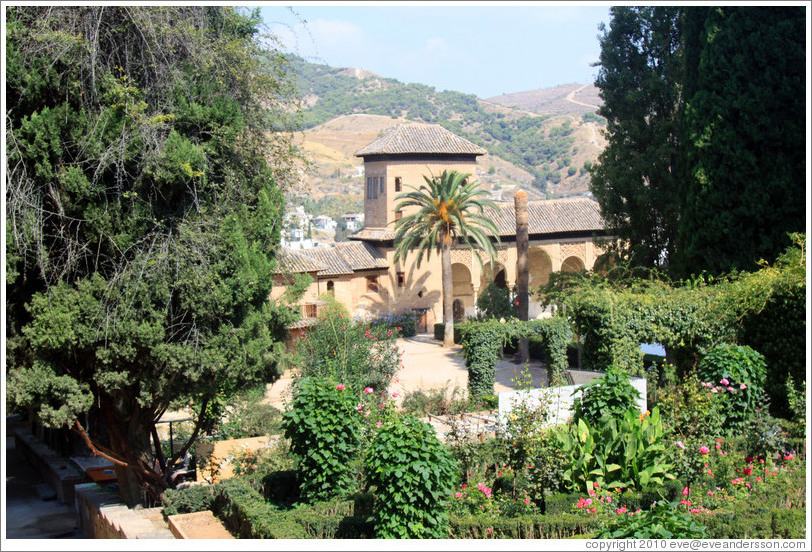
[434,322,463,343]
[449,512,604,539]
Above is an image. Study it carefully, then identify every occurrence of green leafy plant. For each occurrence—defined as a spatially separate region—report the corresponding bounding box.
[283,377,362,501]
[595,501,706,539]
[697,344,767,429]
[571,366,641,426]
[365,415,458,538]
[558,407,673,493]
[295,315,401,395]
[498,365,550,497]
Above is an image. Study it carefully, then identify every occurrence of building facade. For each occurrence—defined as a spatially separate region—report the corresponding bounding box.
[271,122,612,333]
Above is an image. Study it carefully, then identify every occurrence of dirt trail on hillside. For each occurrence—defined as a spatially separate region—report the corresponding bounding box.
[564,84,600,110]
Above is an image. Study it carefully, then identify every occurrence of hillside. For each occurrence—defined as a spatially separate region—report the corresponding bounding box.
[288,56,608,214]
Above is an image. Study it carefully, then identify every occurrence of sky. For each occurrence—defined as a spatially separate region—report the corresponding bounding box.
[258,2,612,99]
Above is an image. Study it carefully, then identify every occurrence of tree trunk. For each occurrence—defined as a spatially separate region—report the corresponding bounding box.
[441,240,455,348]
[100,395,162,507]
[515,190,530,362]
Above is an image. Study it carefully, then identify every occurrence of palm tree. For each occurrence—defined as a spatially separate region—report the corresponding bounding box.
[392,169,499,347]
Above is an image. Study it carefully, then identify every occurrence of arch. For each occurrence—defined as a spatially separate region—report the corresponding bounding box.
[529,248,553,287]
[453,299,464,322]
[452,263,474,297]
[326,280,335,295]
[480,262,507,290]
[561,256,585,273]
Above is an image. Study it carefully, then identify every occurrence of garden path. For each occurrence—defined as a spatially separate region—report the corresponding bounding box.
[262,333,551,410]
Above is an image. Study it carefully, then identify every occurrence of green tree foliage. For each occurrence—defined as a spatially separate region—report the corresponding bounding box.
[475,280,517,320]
[5,6,302,505]
[393,170,499,347]
[677,7,806,276]
[591,6,805,278]
[590,6,684,271]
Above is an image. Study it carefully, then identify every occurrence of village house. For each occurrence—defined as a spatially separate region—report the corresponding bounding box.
[271,122,612,333]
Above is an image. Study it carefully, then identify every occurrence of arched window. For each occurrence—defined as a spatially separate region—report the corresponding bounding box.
[326,280,335,295]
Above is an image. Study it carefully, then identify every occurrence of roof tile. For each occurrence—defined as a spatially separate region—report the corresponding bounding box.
[355,122,486,156]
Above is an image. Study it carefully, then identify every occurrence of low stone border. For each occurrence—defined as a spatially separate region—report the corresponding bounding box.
[13,427,84,505]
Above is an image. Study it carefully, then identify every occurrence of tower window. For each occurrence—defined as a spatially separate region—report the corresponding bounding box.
[380,178,385,193]
[395,210,403,220]
[397,272,405,288]
[366,276,379,292]
[395,177,402,192]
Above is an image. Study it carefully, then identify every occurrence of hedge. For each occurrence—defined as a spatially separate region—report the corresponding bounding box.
[459,317,571,396]
[449,512,604,539]
[433,322,463,343]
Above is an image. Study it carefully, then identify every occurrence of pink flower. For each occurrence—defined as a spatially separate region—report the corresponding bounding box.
[524,498,530,504]
[707,490,715,496]
[590,508,597,514]
[700,446,710,454]
[376,420,382,428]
[680,499,691,506]
[392,392,398,398]
[588,489,596,496]
[740,383,747,390]
[743,466,752,476]
[336,384,345,390]
[487,528,494,535]
[727,387,735,392]
[606,496,612,503]
[756,477,762,482]
[682,486,690,496]
[586,498,592,506]
[715,443,721,449]
[720,378,730,386]
[745,483,751,489]
[675,441,685,450]
[364,387,374,394]
[785,454,795,461]
[711,388,719,394]
[455,492,464,498]
[616,507,627,514]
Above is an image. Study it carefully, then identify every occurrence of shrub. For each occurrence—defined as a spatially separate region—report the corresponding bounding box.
[434,322,463,343]
[368,311,418,337]
[162,484,218,516]
[571,366,641,426]
[216,387,283,439]
[594,501,707,539]
[526,317,572,386]
[459,319,508,396]
[214,478,308,539]
[365,415,458,538]
[295,315,400,394]
[476,280,517,320]
[401,382,468,417]
[283,377,362,501]
[697,344,767,429]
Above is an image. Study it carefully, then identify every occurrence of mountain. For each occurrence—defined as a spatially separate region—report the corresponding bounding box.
[286,56,607,216]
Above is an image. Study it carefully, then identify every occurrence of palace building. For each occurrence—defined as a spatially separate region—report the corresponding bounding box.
[271,122,612,333]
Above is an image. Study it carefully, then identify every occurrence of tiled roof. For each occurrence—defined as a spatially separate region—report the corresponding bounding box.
[275,242,389,276]
[486,197,607,237]
[355,122,487,157]
[348,227,397,242]
[275,249,327,274]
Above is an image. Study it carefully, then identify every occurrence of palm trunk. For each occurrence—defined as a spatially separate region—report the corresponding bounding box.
[441,240,454,348]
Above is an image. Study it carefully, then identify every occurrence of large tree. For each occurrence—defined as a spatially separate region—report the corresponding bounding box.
[676,7,807,276]
[590,6,685,271]
[5,6,302,505]
[590,6,806,277]
[392,170,498,348]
